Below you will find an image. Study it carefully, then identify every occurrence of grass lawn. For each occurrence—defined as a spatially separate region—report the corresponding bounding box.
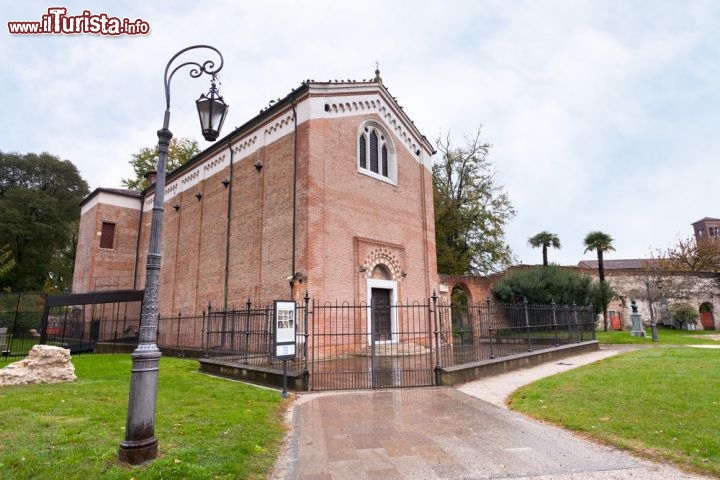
[596,327,720,345]
[509,348,720,476]
[0,355,288,480]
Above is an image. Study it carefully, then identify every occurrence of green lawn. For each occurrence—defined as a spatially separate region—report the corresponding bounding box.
[509,348,720,476]
[0,355,288,480]
[596,327,720,345]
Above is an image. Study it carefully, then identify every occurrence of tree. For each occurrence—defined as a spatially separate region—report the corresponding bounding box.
[433,130,516,275]
[583,231,615,330]
[492,266,615,317]
[492,266,594,305]
[121,137,200,191]
[669,303,699,330]
[652,236,720,272]
[528,231,561,266]
[0,151,89,291]
[590,281,616,320]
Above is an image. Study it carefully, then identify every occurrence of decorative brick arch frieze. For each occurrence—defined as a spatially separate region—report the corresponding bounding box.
[361,247,403,282]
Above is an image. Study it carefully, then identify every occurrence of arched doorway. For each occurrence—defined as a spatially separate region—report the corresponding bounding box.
[451,284,473,345]
[367,264,397,343]
[699,302,715,330]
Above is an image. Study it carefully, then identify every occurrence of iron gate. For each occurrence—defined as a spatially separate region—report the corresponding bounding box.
[308,300,437,391]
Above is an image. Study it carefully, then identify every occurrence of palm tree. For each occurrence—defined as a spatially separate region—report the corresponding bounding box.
[528,231,561,266]
[583,231,615,330]
[583,231,615,282]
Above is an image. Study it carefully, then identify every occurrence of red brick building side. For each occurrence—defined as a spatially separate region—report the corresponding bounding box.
[74,78,438,317]
[73,190,141,292]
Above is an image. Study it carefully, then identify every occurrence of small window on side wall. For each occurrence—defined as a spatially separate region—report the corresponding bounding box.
[100,222,115,249]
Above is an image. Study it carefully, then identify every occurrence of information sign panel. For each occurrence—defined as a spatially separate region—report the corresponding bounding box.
[273,300,296,360]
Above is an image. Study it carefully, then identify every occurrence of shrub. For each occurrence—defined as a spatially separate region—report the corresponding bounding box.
[669,303,699,328]
[492,266,595,306]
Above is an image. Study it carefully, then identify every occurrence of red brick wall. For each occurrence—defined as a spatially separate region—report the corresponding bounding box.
[81,103,437,317]
[303,114,437,303]
[73,197,140,292]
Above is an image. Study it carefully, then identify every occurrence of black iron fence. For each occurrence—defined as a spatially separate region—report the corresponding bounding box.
[1,292,595,392]
[0,292,45,358]
[200,295,595,391]
[0,291,149,359]
[442,299,596,366]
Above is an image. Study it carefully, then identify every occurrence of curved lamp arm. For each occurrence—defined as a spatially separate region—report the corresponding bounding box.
[163,44,224,111]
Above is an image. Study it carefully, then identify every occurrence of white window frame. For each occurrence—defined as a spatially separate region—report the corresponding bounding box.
[366,278,398,344]
[357,121,397,185]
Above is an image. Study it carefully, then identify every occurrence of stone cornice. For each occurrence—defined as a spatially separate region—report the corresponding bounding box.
[141,81,433,206]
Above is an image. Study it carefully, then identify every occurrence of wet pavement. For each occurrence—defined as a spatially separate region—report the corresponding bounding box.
[272,350,713,479]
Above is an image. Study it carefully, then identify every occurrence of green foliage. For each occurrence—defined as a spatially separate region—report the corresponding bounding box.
[0,293,44,333]
[0,244,15,280]
[583,231,615,255]
[590,280,616,317]
[669,302,699,327]
[653,236,720,272]
[527,231,561,266]
[0,151,89,292]
[121,137,200,191]
[595,328,720,345]
[491,266,595,305]
[583,231,615,280]
[583,231,615,329]
[0,355,287,479]
[510,348,720,476]
[433,130,516,275]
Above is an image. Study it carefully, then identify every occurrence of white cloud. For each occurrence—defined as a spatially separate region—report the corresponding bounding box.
[2,0,719,268]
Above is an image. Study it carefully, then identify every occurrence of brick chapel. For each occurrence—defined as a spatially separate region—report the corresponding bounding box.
[72,71,439,317]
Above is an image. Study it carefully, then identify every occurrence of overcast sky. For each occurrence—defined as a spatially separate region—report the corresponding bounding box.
[2,1,718,267]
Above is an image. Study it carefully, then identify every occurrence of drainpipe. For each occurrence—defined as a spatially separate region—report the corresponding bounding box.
[132,194,145,290]
[223,142,235,310]
[290,95,298,298]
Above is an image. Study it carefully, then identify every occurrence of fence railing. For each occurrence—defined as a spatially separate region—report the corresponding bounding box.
[0,292,45,358]
[1,292,596,390]
[203,302,309,373]
[439,300,595,367]
[200,296,595,390]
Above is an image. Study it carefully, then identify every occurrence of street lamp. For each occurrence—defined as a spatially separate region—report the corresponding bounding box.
[118,45,228,465]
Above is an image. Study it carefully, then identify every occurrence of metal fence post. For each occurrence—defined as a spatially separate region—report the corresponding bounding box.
[244,299,252,364]
[201,309,207,352]
[370,296,377,389]
[176,312,182,347]
[572,303,579,342]
[487,298,495,360]
[310,298,316,391]
[524,298,532,352]
[206,303,213,354]
[551,300,559,347]
[432,291,442,386]
[303,291,310,380]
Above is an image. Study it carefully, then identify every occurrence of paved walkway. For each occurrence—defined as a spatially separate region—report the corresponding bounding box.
[271,348,713,479]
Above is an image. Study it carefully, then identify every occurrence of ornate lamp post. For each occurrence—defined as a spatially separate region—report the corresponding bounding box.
[118,45,228,465]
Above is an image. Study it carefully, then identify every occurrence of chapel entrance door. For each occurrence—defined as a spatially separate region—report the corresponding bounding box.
[371,288,392,342]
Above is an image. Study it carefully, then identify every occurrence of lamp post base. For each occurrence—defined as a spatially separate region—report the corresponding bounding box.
[119,345,161,465]
[118,436,158,465]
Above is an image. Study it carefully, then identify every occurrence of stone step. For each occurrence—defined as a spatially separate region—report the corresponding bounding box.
[355,342,431,357]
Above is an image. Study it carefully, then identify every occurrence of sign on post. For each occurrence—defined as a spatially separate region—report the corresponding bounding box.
[273,300,296,360]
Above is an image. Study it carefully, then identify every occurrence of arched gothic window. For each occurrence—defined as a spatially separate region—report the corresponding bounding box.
[358,123,395,183]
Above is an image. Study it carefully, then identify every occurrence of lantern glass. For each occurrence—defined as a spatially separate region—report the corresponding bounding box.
[196,86,228,141]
